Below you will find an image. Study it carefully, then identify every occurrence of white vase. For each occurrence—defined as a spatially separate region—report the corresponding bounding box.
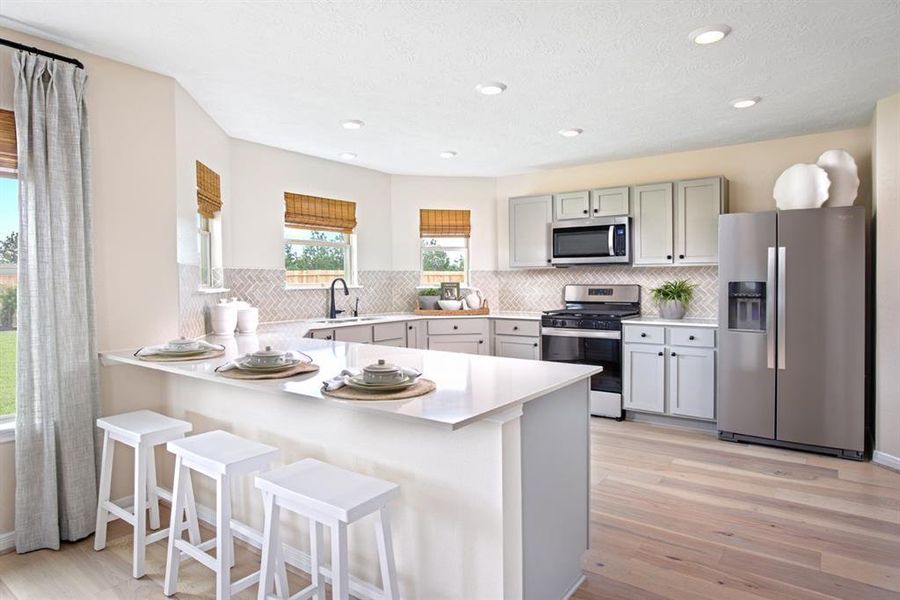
[773,163,830,210]
[659,300,686,320]
[211,303,237,335]
[237,307,259,333]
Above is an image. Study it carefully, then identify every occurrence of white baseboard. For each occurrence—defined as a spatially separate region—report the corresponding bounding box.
[562,573,586,600]
[112,492,383,600]
[874,450,900,471]
[0,530,14,553]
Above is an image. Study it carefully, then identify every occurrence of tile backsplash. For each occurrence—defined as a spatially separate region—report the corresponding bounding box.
[177,265,717,335]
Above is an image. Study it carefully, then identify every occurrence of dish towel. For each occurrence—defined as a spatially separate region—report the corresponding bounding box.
[135,340,222,357]
[322,367,422,391]
[217,350,312,372]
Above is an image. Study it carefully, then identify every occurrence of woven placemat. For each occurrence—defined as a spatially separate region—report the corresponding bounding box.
[217,362,320,380]
[322,378,436,401]
[136,348,226,362]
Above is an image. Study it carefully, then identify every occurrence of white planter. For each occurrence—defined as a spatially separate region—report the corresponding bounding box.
[659,300,686,320]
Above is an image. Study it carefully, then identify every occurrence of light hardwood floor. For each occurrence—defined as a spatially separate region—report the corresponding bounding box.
[0,419,898,599]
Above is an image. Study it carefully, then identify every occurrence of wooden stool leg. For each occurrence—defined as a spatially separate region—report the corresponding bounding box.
[163,456,187,597]
[133,444,148,578]
[309,521,325,600]
[93,431,114,551]
[330,521,349,600]
[257,492,282,600]
[375,507,399,600]
[146,445,161,530]
[216,475,233,600]
[183,469,202,545]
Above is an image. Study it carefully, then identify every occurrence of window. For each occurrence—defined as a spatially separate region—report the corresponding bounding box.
[421,237,468,285]
[0,175,17,422]
[419,209,471,286]
[196,161,223,290]
[284,227,355,287]
[284,192,357,287]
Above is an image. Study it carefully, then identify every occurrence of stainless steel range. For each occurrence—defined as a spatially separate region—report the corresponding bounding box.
[540,284,641,419]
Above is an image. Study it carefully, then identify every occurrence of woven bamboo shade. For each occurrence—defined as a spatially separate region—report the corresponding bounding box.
[0,110,16,171]
[196,161,222,218]
[284,192,357,233]
[419,209,471,238]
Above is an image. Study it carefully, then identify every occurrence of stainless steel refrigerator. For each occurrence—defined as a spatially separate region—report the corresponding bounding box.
[717,206,866,459]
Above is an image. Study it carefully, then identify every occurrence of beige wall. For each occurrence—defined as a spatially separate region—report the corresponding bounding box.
[390,175,497,271]
[496,128,871,269]
[873,94,900,462]
[228,139,393,272]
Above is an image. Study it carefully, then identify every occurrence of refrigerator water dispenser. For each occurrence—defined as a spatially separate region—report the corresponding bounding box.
[727,281,766,332]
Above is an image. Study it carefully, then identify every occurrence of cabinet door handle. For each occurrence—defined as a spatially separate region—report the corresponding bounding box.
[478,340,484,344]
[325,335,332,340]
[513,326,519,331]
[658,351,664,356]
[582,209,588,214]
[640,332,647,338]
[671,352,677,357]
[593,208,599,213]
[547,258,551,264]
[689,335,695,340]
[408,325,413,330]
[666,254,673,260]
[533,343,539,347]
[453,325,459,330]
[679,254,685,259]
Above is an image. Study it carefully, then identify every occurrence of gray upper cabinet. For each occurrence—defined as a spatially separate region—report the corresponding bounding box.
[590,186,630,217]
[553,191,590,220]
[509,195,553,268]
[675,177,727,265]
[632,183,674,265]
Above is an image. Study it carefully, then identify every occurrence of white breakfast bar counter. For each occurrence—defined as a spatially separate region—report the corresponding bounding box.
[100,321,599,600]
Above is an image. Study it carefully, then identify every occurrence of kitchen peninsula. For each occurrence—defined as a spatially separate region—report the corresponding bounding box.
[100,322,600,600]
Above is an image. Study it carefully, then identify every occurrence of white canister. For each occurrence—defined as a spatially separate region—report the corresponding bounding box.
[237,307,259,333]
[211,302,238,336]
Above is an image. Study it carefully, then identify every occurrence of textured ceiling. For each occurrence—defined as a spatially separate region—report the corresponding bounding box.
[0,1,897,176]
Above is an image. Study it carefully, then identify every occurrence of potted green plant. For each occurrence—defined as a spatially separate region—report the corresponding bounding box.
[650,279,697,320]
[418,287,441,310]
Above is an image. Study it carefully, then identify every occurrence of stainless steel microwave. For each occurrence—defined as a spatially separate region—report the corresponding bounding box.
[550,216,630,266]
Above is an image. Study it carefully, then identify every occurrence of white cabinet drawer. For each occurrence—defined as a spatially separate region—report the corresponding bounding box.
[427,318,487,336]
[494,319,540,337]
[622,325,665,344]
[373,321,407,342]
[668,327,715,348]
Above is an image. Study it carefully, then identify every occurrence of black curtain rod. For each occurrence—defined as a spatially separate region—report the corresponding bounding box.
[0,37,84,69]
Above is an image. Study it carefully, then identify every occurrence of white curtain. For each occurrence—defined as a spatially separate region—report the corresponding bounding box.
[13,51,99,553]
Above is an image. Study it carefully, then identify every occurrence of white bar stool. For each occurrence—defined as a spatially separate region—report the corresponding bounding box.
[255,458,400,600]
[94,409,198,579]
[163,430,280,600]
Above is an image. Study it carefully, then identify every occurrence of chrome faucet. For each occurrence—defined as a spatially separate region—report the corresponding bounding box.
[329,277,349,319]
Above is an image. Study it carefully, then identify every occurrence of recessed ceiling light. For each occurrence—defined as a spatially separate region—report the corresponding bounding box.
[338,152,357,160]
[475,81,507,96]
[439,151,458,159]
[558,128,583,138]
[340,120,365,130]
[731,97,761,109]
[689,25,731,45]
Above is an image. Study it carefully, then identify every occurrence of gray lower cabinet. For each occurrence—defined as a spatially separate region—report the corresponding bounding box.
[509,195,553,268]
[623,343,666,412]
[308,328,334,340]
[494,334,540,360]
[667,346,716,419]
[334,325,373,344]
[622,324,716,420]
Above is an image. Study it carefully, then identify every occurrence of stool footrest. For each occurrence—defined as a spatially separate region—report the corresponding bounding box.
[231,570,261,595]
[145,528,170,545]
[288,583,322,600]
[174,538,217,571]
[104,501,135,526]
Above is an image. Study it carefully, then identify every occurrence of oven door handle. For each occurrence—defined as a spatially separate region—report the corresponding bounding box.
[541,327,621,340]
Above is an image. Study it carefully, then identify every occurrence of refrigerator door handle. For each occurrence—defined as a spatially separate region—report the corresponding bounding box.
[767,247,776,369]
[777,246,786,370]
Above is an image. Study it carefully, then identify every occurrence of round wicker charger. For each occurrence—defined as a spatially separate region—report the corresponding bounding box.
[217,362,320,380]
[136,348,226,362]
[322,378,436,401]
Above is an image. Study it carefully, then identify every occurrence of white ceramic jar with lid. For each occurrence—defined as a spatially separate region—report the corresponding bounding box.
[211,300,238,336]
[237,306,259,333]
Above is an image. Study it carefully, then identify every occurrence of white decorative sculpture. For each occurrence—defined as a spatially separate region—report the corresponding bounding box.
[774,163,831,210]
[816,149,859,207]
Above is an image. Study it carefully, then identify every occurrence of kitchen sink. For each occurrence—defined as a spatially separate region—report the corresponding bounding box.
[309,316,383,324]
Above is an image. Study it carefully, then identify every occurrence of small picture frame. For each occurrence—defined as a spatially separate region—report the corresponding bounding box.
[440,282,460,301]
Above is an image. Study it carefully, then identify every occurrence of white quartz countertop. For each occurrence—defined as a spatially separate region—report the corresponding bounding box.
[297,311,541,333]
[100,321,598,430]
[622,316,718,328]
